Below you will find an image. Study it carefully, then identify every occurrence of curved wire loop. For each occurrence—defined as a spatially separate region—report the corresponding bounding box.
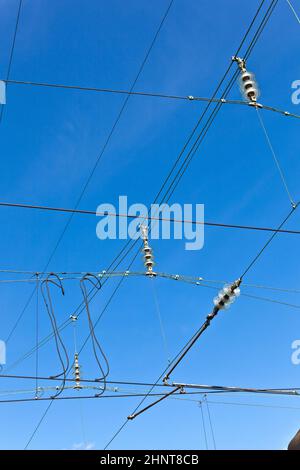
[80,273,109,391]
[41,273,69,398]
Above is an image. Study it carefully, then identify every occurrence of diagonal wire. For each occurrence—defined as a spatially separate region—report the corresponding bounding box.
[256,107,295,206]
[286,0,300,23]
[24,401,53,450]
[150,277,171,365]
[203,394,216,450]
[199,400,208,450]
[240,202,298,278]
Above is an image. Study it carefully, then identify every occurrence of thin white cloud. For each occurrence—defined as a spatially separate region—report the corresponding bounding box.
[72,441,95,451]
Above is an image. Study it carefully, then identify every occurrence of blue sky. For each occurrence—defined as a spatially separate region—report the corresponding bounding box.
[0,0,300,450]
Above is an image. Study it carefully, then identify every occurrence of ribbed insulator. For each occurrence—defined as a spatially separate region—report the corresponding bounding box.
[239,71,259,102]
[140,224,156,276]
[213,282,241,310]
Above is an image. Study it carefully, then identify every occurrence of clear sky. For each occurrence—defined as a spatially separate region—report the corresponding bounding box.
[0,0,300,450]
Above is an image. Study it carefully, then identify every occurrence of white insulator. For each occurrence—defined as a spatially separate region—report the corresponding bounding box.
[213,281,241,310]
[233,287,241,297]
[73,353,82,389]
[241,71,252,81]
[239,71,259,102]
[140,224,156,276]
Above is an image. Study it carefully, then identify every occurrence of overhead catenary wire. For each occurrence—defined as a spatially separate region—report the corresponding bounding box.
[0,384,110,398]
[2,78,300,119]
[0,373,174,387]
[1,372,300,394]
[2,388,300,410]
[2,269,300,296]
[2,388,298,407]
[1,200,300,235]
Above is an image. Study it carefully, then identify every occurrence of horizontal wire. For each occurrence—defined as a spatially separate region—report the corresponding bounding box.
[206,399,300,410]
[0,387,298,405]
[2,373,300,396]
[0,269,300,298]
[0,373,168,387]
[4,275,300,311]
[2,78,300,119]
[172,382,300,396]
[0,390,259,405]
[172,396,300,411]
[0,200,299,235]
